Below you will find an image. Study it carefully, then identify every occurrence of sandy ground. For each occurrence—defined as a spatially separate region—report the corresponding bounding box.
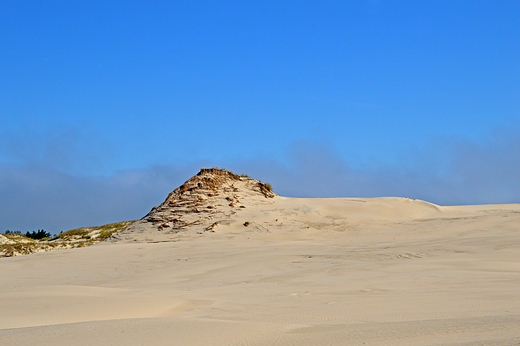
[1,196,519,345]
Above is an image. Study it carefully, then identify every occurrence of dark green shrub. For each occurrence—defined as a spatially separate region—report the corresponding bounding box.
[25,229,51,240]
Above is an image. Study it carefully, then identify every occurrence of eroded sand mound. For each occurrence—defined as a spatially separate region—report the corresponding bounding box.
[110,168,276,242]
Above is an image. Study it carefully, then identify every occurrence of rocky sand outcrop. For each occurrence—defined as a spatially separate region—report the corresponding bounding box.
[109,168,276,243]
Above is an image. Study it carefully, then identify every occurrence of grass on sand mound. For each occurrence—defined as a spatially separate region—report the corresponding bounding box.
[1,220,137,258]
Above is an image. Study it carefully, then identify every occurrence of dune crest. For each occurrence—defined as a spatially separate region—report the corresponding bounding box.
[110,168,450,243]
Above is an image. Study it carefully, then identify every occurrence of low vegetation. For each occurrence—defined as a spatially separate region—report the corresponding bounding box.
[211,167,273,193]
[1,220,137,258]
[25,229,52,240]
[52,221,134,242]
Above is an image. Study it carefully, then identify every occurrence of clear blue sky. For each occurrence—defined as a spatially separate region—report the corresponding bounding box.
[1,1,519,233]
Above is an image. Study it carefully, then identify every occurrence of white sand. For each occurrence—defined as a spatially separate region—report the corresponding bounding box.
[1,196,519,345]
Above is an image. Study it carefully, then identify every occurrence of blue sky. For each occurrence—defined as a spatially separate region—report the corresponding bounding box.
[1,1,519,233]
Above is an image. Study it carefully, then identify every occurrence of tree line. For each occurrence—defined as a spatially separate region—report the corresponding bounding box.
[4,229,52,240]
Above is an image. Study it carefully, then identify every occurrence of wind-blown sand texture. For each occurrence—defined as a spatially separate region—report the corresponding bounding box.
[1,169,519,345]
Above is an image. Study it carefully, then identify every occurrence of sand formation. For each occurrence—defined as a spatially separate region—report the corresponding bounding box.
[0,234,12,245]
[2,168,520,345]
[111,168,276,242]
[112,167,448,243]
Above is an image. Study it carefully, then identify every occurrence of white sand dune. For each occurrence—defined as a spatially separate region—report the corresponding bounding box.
[1,169,519,345]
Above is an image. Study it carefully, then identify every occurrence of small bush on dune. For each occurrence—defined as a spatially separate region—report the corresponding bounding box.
[25,229,51,240]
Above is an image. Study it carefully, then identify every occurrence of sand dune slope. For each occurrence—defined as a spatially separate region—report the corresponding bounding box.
[1,169,519,345]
